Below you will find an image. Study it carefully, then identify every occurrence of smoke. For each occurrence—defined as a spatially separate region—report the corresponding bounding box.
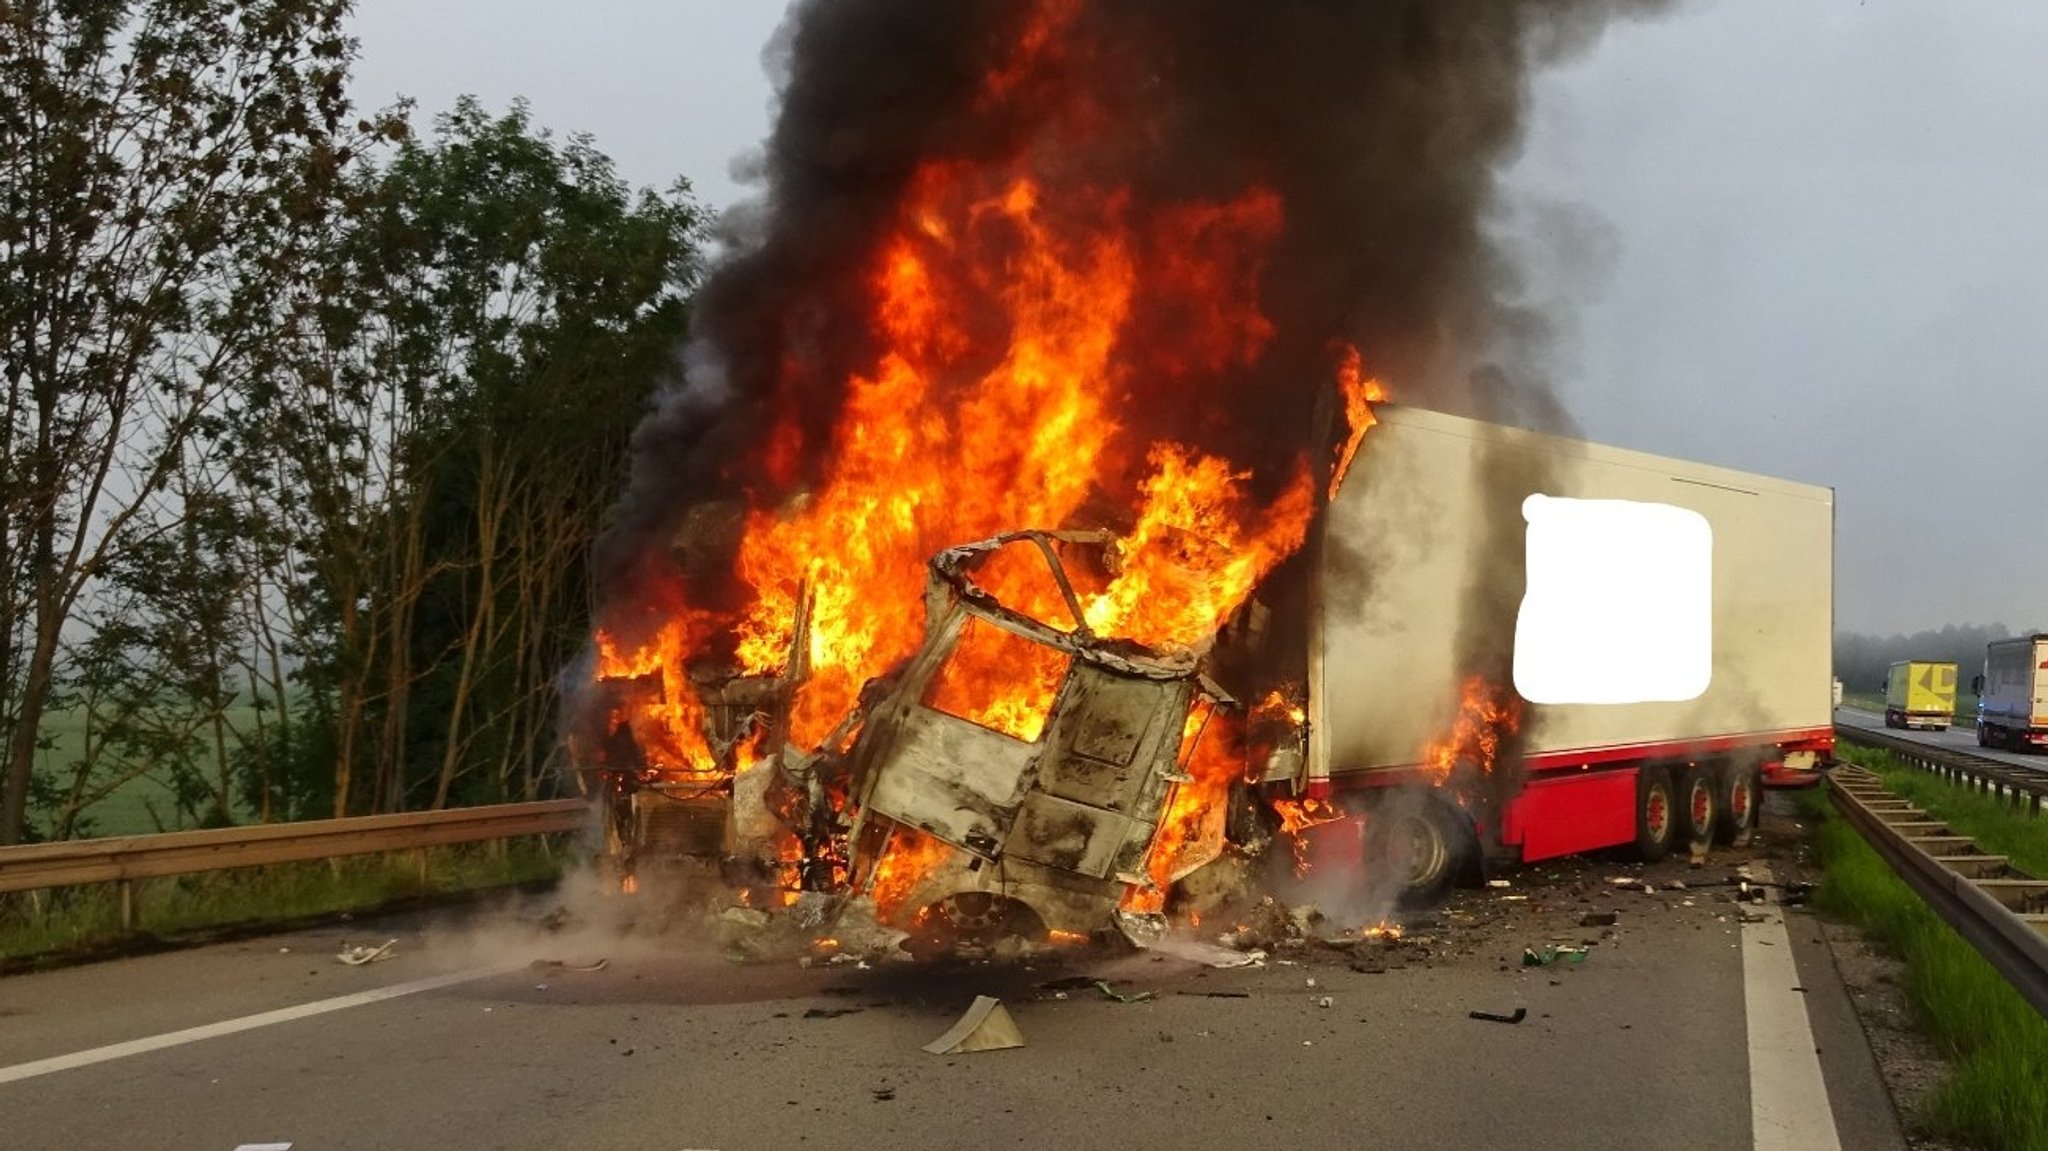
[593,0,1669,608]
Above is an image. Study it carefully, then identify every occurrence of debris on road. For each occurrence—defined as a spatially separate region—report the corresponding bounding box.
[1521,945,1587,967]
[531,958,610,973]
[1038,975,1100,992]
[335,940,396,966]
[1468,1007,1528,1025]
[924,996,1025,1055]
[1094,981,1157,1004]
[803,1007,864,1019]
[1578,912,1618,928]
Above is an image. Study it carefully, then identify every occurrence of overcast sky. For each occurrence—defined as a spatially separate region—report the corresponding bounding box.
[349,0,2048,638]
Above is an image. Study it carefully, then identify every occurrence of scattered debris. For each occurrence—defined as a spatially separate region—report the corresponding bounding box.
[1038,975,1100,991]
[872,1088,896,1102]
[1316,996,1334,1009]
[1095,981,1157,1004]
[1579,912,1618,928]
[924,996,1025,1055]
[1487,879,1512,888]
[1468,1007,1527,1025]
[1177,990,1252,999]
[1521,945,1587,968]
[335,940,396,966]
[803,1007,864,1019]
[531,958,610,973]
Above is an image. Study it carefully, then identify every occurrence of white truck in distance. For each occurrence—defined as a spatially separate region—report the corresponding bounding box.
[1976,634,2048,751]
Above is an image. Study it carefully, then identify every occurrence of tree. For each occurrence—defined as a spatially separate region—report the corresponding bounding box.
[0,0,367,843]
[235,97,708,815]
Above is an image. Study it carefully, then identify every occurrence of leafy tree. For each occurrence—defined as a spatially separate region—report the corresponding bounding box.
[237,97,708,815]
[0,0,369,843]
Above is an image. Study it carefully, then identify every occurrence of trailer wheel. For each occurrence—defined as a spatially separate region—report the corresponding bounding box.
[1364,795,1468,909]
[1675,766,1718,858]
[1716,763,1760,848]
[1632,766,1677,863]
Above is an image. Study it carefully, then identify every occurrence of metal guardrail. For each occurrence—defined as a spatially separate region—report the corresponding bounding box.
[1828,763,2048,1021]
[0,800,590,929]
[1835,725,2047,818]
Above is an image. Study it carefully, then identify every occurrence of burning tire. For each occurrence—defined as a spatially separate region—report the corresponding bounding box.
[1632,765,1677,863]
[1716,762,1760,848]
[1675,765,1718,858]
[1363,793,1470,908]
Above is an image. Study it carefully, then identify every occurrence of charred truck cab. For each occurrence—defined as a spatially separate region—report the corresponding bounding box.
[827,530,1232,943]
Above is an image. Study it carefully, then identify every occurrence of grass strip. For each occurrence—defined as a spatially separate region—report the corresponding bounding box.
[0,838,565,963]
[1807,777,2048,1151]
[1836,743,2048,876]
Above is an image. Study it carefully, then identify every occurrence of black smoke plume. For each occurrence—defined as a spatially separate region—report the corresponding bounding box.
[592,0,1667,660]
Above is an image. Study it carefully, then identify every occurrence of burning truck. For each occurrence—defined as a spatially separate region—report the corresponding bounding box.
[571,398,1835,951]
[566,0,1827,957]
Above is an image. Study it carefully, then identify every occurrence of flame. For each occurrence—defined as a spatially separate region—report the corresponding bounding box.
[867,826,955,922]
[1270,795,1345,877]
[1129,706,1247,912]
[1329,343,1387,499]
[584,0,1399,917]
[1253,688,1307,727]
[1423,677,1523,783]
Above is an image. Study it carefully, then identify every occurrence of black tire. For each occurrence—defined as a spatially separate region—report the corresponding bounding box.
[1364,794,1469,909]
[1716,762,1760,848]
[1633,765,1677,863]
[1676,765,1718,858]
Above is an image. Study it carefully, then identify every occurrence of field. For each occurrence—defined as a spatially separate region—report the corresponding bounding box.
[26,705,263,838]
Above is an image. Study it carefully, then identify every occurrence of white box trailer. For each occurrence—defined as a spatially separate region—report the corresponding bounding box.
[1977,635,2048,751]
[1290,405,1835,892]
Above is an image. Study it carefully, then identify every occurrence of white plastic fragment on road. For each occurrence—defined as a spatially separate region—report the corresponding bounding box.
[923,996,1025,1055]
[336,939,397,966]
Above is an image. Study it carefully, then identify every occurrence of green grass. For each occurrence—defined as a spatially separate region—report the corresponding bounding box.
[1808,774,2048,1151]
[0,838,565,964]
[1837,744,2048,876]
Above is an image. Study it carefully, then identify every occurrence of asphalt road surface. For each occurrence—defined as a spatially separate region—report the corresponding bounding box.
[1836,705,2048,772]
[1,810,1905,1151]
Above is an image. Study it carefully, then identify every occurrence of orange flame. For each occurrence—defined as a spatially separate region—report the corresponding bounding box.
[1270,795,1345,877]
[1423,677,1523,783]
[586,0,1399,919]
[868,826,956,922]
[1329,343,1387,499]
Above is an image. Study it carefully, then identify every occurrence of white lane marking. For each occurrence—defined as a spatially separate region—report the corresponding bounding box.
[1744,862,1843,1151]
[0,966,505,1086]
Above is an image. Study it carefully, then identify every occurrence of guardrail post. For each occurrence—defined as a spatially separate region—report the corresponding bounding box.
[117,879,136,933]
[413,847,429,887]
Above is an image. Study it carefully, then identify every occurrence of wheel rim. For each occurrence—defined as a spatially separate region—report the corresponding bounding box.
[1730,777,1752,825]
[1646,786,1671,842]
[1389,814,1449,888]
[1689,779,1713,832]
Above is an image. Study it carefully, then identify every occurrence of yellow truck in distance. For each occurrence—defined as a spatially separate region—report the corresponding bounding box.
[1885,660,1957,731]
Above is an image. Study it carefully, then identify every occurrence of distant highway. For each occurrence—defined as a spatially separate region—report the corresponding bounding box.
[1834,706,2048,773]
